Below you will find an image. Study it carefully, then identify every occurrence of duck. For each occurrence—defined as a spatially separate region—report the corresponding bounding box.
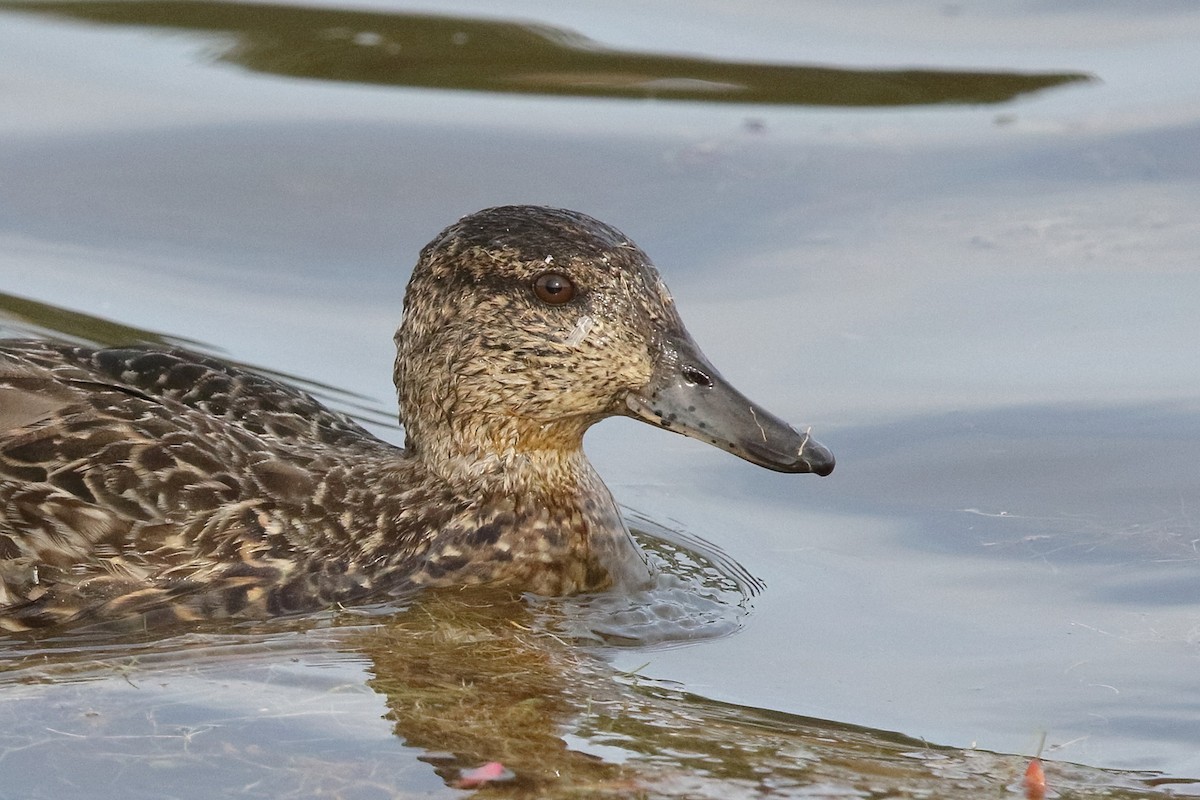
[0,206,833,631]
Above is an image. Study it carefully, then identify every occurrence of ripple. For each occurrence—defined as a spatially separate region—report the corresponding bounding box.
[529,508,764,648]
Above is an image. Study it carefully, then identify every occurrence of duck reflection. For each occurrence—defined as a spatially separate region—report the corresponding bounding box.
[0,542,1174,797]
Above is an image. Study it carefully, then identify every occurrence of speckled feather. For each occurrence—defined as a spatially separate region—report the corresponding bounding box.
[0,206,832,632]
[0,208,675,630]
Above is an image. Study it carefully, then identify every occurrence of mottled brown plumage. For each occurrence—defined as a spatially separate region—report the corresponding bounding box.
[0,206,832,631]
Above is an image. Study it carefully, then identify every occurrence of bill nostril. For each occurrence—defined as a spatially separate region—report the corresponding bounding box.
[680,366,712,388]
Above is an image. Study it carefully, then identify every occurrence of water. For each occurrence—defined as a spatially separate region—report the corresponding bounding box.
[1,1,1199,796]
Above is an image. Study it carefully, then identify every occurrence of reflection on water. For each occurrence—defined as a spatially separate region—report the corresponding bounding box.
[0,289,185,349]
[0,590,1178,799]
[1,0,1091,106]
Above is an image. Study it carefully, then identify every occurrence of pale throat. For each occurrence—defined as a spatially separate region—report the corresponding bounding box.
[410,411,601,497]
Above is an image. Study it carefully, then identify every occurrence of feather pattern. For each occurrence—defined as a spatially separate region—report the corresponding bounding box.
[0,205,832,632]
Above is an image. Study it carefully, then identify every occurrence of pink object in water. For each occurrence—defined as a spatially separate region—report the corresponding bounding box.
[456,761,509,789]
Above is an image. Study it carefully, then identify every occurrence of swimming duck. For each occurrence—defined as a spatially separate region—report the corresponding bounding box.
[0,206,832,631]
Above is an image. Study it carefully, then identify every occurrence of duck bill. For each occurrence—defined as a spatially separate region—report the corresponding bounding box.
[624,332,834,476]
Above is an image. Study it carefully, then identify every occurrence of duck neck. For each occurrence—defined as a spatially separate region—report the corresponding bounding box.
[401,413,651,594]
[405,413,598,500]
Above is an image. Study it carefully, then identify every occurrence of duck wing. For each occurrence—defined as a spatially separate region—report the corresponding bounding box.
[0,341,402,629]
[0,339,391,453]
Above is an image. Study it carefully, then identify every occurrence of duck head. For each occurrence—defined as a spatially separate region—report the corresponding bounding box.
[394,206,833,487]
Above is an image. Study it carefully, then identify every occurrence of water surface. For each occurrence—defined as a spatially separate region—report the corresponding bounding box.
[1,0,1199,796]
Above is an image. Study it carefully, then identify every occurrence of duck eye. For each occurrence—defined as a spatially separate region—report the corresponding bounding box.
[533,272,576,305]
